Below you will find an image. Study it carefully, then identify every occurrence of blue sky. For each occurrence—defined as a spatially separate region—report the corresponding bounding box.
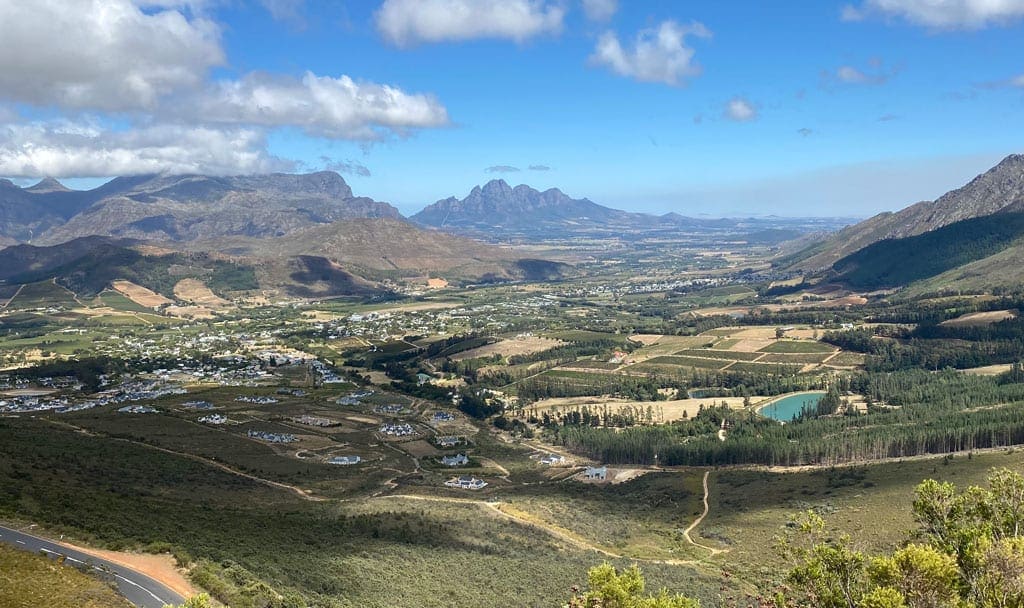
[1,0,1023,217]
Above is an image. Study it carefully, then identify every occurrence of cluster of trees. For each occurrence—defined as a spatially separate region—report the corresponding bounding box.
[768,468,1024,608]
[823,326,1024,372]
[531,403,664,428]
[554,370,1024,467]
[517,374,669,402]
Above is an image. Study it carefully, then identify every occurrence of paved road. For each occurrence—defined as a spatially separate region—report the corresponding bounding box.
[0,525,185,608]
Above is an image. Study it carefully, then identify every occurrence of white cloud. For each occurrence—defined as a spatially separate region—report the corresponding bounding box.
[842,0,1024,29]
[260,0,306,27]
[723,97,758,122]
[376,0,565,46]
[590,21,711,86]
[0,120,292,178]
[186,72,450,140]
[836,65,891,85]
[1012,73,1024,87]
[581,0,617,21]
[0,0,223,111]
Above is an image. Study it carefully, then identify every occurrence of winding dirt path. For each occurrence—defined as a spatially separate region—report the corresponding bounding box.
[682,471,727,556]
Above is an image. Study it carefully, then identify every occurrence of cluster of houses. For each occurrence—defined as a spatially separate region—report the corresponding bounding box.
[235,395,278,404]
[310,360,346,384]
[328,455,361,465]
[199,414,228,425]
[276,388,307,397]
[379,423,415,437]
[337,390,373,406]
[0,379,186,415]
[375,404,406,414]
[444,476,487,490]
[247,429,297,443]
[431,410,455,422]
[584,466,608,481]
[441,453,469,467]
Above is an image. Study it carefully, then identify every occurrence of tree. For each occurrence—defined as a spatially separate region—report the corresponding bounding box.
[566,563,700,608]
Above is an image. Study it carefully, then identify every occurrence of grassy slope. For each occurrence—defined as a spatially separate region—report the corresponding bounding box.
[0,416,729,608]
[0,544,132,608]
[832,213,1024,290]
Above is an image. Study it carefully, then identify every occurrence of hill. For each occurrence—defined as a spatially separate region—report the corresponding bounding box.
[787,154,1024,272]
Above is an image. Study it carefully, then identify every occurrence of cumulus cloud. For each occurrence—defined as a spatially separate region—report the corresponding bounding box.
[0,0,223,111]
[724,97,758,122]
[581,0,617,21]
[485,165,521,173]
[0,120,292,178]
[319,156,371,177]
[590,21,711,86]
[797,128,814,137]
[185,72,450,140]
[841,0,1024,29]
[529,164,551,171]
[376,0,565,46]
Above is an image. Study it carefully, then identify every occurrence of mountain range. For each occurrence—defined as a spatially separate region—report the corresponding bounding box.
[0,173,573,300]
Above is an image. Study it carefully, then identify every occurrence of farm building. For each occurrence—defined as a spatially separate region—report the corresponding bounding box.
[584,466,607,480]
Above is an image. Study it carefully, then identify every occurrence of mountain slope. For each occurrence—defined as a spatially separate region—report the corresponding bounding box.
[831,213,1024,290]
[789,154,1024,271]
[36,172,401,244]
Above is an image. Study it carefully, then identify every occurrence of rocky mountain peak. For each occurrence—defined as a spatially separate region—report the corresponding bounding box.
[26,177,71,193]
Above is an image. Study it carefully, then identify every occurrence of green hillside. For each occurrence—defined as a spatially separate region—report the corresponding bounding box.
[0,544,131,608]
[832,212,1024,290]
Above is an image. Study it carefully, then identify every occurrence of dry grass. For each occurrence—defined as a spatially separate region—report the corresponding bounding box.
[450,336,565,361]
[939,310,1017,328]
[526,395,754,423]
[110,280,173,308]
[0,544,132,608]
[173,278,231,309]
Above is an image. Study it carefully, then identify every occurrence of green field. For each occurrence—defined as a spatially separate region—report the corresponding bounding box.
[759,340,835,354]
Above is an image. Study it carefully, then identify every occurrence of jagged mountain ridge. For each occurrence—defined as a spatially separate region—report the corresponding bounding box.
[789,154,1024,272]
[411,179,671,233]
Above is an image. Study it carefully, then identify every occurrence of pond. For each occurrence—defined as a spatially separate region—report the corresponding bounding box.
[757,391,826,421]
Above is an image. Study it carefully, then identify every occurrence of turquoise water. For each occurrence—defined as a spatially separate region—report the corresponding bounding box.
[757,392,826,421]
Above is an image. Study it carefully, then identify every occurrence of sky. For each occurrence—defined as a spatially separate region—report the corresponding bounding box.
[1,0,1023,217]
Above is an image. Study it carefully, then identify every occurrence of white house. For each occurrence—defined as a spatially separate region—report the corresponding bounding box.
[328,456,361,465]
[445,476,487,490]
[584,466,608,480]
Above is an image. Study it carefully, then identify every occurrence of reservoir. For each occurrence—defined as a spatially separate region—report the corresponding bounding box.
[757,391,826,421]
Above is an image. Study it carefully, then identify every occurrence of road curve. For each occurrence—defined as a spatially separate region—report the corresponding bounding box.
[0,525,185,608]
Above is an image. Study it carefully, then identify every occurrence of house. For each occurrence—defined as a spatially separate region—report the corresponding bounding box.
[247,430,297,443]
[432,410,456,422]
[436,435,461,448]
[328,456,361,465]
[540,454,565,465]
[183,400,215,410]
[441,453,469,467]
[118,405,158,414]
[444,476,487,490]
[584,466,608,480]
[199,414,228,425]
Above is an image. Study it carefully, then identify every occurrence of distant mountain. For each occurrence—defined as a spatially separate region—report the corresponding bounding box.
[411,179,672,236]
[787,154,1024,272]
[33,172,401,245]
